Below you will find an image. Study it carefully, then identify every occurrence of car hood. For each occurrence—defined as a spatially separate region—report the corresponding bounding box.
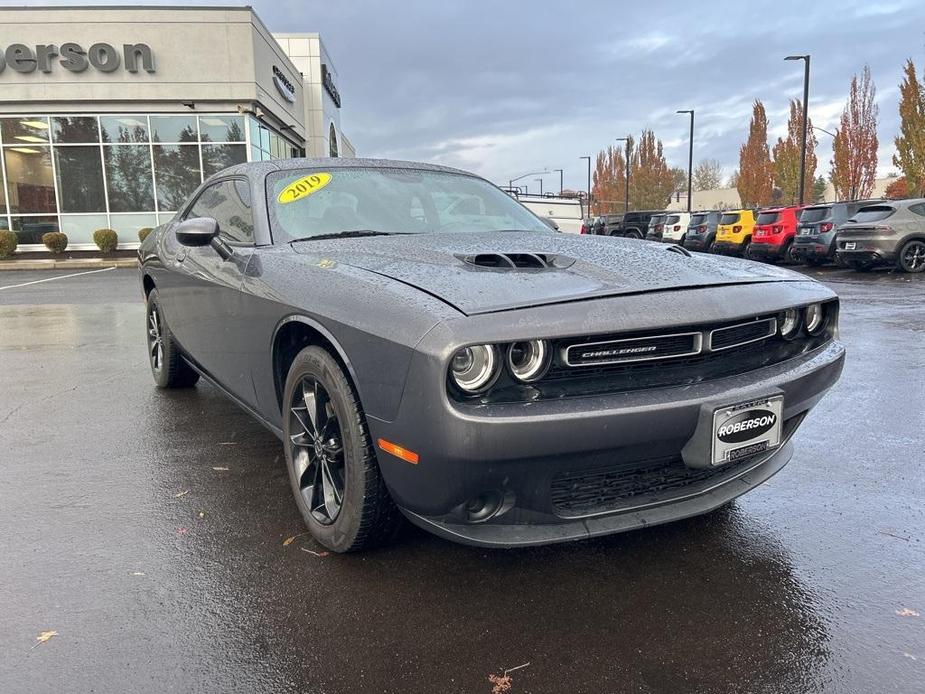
[291,232,805,316]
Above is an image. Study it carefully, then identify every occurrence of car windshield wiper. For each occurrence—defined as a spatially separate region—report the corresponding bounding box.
[289,230,415,242]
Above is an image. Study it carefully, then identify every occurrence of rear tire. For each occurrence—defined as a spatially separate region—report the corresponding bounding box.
[625,228,643,240]
[897,239,925,273]
[783,240,797,265]
[146,289,199,389]
[282,346,403,553]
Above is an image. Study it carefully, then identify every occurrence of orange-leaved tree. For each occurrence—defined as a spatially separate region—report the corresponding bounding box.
[893,59,925,197]
[737,100,774,207]
[591,144,628,215]
[831,65,879,201]
[629,129,675,209]
[885,176,909,199]
[772,99,818,205]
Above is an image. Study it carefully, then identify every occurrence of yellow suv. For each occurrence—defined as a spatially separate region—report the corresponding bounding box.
[713,209,757,257]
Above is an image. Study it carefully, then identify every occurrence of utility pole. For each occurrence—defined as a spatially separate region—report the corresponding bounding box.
[615,137,630,212]
[785,54,811,205]
[677,110,694,213]
[553,168,563,195]
[579,156,591,217]
[534,178,543,195]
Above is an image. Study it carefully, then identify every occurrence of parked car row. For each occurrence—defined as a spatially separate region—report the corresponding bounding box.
[586,199,925,273]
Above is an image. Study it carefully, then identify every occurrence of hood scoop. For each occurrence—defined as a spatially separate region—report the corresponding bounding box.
[456,252,576,270]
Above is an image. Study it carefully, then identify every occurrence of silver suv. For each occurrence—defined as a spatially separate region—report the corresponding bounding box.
[836,199,925,273]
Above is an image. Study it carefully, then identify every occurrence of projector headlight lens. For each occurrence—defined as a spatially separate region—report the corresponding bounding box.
[804,303,827,335]
[779,307,801,339]
[507,340,550,382]
[450,345,498,393]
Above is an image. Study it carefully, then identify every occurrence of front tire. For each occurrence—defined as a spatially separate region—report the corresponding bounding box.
[624,228,643,240]
[145,290,199,388]
[282,346,402,552]
[897,239,925,273]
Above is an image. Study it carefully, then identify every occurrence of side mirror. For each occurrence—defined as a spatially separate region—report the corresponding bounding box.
[175,217,219,247]
[175,217,233,260]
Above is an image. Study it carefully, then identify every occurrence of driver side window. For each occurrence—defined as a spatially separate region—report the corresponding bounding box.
[186,179,255,245]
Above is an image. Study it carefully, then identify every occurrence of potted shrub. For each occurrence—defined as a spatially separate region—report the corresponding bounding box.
[138,227,153,242]
[0,230,16,259]
[42,232,68,254]
[93,228,119,254]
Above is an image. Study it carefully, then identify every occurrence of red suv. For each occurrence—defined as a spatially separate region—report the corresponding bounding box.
[748,206,803,263]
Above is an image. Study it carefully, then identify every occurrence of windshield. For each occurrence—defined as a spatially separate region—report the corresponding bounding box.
[267,167,552,242]
[850,205,895,223]
[756,211,780,225]
[720,213,740,225]
[800,207,830,223]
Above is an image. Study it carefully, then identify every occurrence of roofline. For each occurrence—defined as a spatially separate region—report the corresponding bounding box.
[0,4,254,10]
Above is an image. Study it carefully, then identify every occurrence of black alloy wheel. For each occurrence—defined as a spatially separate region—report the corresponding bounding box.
[783,240,798,265]
[289,376,346,525]
[145,289,199,388]
[898,239,925,273]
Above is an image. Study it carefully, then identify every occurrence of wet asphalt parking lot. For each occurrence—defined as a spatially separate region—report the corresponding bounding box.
[0,264,923,694]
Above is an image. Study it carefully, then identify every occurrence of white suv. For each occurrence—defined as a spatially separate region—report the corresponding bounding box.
[646,212,691,243]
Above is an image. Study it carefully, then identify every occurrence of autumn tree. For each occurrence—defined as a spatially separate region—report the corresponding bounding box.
[693,159,723,190]
[737,101,774,207]
[813,176,827,203]
[726,169,740,189]
[831,65,879,201]
[772,99,818,205]
[591,144,627,214]
[629,129,675,209]
[893,59,925,197]
[885,176,909,199]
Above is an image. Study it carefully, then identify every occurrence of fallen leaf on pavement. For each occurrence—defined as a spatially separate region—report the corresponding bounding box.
[300,548,330,557]
[177,527,188,535]
[174,490,189,498]
[219,442,237,446]
[488,674,512,694]
[897,608,920,617]
[212,466,229,471]
[130,572,146,576]
[198,511,205,519]
[904,652,918,661]
[35,631,58,646]
[283,532,309,546]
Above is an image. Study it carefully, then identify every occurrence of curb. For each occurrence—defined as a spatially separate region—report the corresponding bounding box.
[0,258,138,271]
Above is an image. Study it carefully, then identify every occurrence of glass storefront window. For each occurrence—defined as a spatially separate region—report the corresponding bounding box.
[54,145,106,212]
[104,145,155,212]
[3,147,57,214]
[202,144,247,178]
[100,116,149,144]
[150,115,198,144]
[52,117,100,144]
[109,212,157,239]
[59,213,110,244]
[1,117,50,144]
[199,115,245,143]
[153,144,201,211]
[12,215,59,244]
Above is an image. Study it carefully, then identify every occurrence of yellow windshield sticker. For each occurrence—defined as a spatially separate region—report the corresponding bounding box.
[278,172,332,204]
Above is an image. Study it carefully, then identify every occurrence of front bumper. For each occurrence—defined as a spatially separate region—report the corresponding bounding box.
[368,333,845,547]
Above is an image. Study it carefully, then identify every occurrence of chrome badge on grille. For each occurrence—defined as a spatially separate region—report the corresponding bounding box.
[563,332,703,367]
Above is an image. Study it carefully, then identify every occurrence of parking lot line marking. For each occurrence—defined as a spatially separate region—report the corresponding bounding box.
[0,266,116,291]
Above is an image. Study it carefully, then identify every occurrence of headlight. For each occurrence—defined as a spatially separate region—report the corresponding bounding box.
[779,307,801,340]
[507,340,550,382]
[450,345,499,393]
[804,303,827,335]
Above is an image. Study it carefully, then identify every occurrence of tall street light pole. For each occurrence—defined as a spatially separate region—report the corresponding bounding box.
[579,156,591,217]
[509,169,549,195]
[615,137,630,212]
[553,168,563,194]
[785,54,811,205]
[677,110,694,213]
[535,178,544,195]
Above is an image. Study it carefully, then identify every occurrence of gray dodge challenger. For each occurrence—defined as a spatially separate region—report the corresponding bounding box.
[139,159,845,551]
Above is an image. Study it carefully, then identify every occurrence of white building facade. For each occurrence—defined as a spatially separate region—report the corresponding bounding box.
[0,5,352,251]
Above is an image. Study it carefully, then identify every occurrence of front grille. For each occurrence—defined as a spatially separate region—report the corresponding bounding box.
[709,318,776,351]
[564,332,700,366]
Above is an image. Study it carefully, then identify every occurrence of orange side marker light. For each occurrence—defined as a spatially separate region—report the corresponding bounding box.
[377,438,420,464]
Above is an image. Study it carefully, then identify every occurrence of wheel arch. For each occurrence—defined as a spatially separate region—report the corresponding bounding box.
[271,315,363,415]
[142,273,156,297]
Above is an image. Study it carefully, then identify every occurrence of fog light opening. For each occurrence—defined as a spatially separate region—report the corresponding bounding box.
[465,491,505,523]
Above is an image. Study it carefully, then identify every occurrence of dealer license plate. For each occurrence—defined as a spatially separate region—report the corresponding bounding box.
[844,241,857,250]
[711,396,783,466]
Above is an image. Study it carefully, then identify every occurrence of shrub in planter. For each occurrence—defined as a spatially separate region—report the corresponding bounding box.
[138,227,153,243]
[93,228,119,253]
[0,230,17,259]
[42,232,68,254]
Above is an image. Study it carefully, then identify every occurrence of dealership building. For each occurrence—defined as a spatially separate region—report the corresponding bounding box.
[0,5,353,251]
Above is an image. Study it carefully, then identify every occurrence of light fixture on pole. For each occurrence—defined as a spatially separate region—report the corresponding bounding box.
[508,169,550,194]
[676,110,694,213]
[785,54,811,205]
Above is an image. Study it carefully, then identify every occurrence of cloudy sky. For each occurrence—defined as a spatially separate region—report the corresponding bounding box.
[20,0,925,191]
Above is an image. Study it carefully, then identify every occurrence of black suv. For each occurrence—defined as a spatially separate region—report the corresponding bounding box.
[682,210,723,253]
[792,199,881,266]
[595,210,664,239]
[590,214,624,236]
